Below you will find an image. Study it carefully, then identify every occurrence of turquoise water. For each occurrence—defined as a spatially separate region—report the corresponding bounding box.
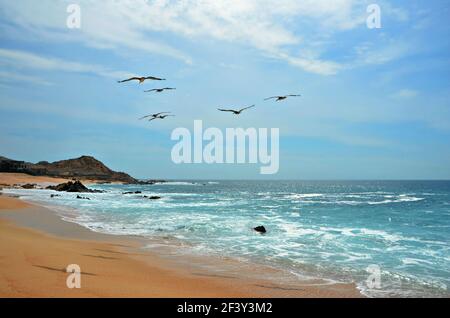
[5,180,450,297]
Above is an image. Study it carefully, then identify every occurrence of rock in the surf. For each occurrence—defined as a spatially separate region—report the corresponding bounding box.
[254,226,267,234]
[144,195,162,200]
[21,183,36,189]
[46,180,103,193]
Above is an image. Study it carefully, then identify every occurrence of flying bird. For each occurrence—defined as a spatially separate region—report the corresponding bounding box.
[217,105,255,115]
[139,112,171,120]
[148,114,175,122]
[144,88,176,93]
[157,114,175,119]
[264,94,301,102]
[118,76,166,84]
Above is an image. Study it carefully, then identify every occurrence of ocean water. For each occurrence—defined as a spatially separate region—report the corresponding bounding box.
[4,180,450,297]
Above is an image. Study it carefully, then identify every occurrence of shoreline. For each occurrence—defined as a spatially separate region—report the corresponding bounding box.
[0,172,127,187]
[0,174,361,298]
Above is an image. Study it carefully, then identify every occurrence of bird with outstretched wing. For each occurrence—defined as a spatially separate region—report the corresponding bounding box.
[217,105,255,115]
[138,112,171,120]
[148,114,175,122]
[118,76,166,84]
[264,94,301,101]
[144,88,176,93]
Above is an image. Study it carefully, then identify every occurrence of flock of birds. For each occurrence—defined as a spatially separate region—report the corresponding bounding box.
[117,75,301,122]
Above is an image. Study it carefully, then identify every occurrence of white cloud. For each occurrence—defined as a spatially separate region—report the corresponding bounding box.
[278,52,343,75]
[0,0,193,64]
[0,0,412,75]
[0,48,134,80]
[0,0,368,75]
[351,40,413,69]
[0,70,54,86]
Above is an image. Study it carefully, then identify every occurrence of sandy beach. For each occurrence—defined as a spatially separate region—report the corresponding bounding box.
[0,174,361,298]
[0,172,116,187]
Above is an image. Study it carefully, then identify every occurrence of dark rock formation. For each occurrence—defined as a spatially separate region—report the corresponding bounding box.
[46,180,102,193]
[123,191,142,194]
[0,155,137,183]
[50,194,60,198]
[21,183,36,189]
[254,226,267,234]
[76,195,90,200]
[144,195,162,200]
[0,156,29,173]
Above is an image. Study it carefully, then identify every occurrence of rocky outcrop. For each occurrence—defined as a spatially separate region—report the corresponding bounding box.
[143,195,162,200]
[0,155,138,183]
[0,156,29,173]
[46,181,103,193]
[254,226,267,234]
[21,183,37,189]
[76,195,91,200]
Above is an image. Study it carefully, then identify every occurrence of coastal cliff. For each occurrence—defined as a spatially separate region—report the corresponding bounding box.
[0,155,138,184]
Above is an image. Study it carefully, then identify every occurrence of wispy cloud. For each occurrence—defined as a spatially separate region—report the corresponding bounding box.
[276,52,343,75]
[0,48,133,80]
[0,70,54,86]
[353,40,413,67]
[0,0,409,75]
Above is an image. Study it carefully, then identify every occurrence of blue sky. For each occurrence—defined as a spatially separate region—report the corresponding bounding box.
[0,0,449,179]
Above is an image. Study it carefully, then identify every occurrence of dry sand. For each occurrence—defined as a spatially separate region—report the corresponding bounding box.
[0,173,362,298]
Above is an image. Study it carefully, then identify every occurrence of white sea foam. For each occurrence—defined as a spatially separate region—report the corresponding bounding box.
[285,193,323,199]
[368,196,424,205]
[279,223,324,237]
[402,258,434,266]
[359,228,404,242]
[159,181,202,186]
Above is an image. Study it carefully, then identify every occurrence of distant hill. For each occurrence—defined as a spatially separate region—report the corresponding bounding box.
[0,155,138,184]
